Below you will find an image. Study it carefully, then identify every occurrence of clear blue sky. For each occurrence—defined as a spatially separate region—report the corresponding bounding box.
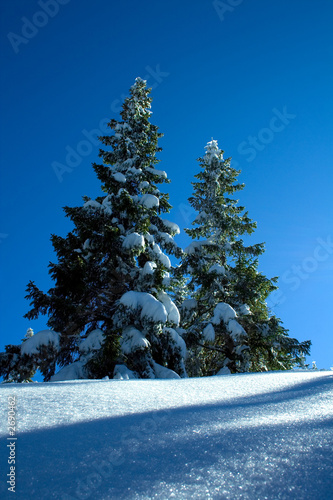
[1,0,332,369]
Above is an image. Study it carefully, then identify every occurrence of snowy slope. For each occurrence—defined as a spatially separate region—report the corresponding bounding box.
[0,371,332,499]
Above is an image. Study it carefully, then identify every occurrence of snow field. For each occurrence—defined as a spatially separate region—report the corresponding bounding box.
[0,371,332,499]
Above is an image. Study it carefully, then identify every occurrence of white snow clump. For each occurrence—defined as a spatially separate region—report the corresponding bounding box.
[119,291,168,323]
[21,330,60,356]
[140,194,159,209]
[122,232,145,250]
[158,292,180,326]
[203,323,215,342]
[212,303,247,340]
[79,329,105,354]
[51,361,86,382]
[113,364,137,380]
[120,326,150,354]
[208,263,225,275]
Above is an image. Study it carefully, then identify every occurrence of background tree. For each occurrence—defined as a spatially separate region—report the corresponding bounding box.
[179,139,310,376]
[0,78,185,382]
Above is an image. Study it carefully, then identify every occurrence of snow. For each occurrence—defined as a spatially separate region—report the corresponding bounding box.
[120,326,150,354]
[102,195,112,214]
[161,219,180,235]
[227,318,247,339]
[112,172,126,183]
[1,371,332,499]
[205,139,222,159]
[114,123,132,132]
[79,329,104,354]
[238,303,251,315]
[119,291,168,323]
[211,302,237,324]
[139,181,149,189]
[83,239,90,251]
[158,292,180,326]
[149,223,158,233]
[144,233,154,244]
[202,323,215,342]
[113,364,137,380]
[140,194,159,209]
[82,199,101,210]
[211,303,246,339]
[141,261,157,275]
[208,263,225,275]
[158,231,174,244]
[152,243,171,269]
[193,211,208,223]
[235,344,248,356]
[184,239,214,255]
[50,360,86,382]
[152,361,181,379]
[128,167,142,176]
[164,328,187,358]
[216,366,232,375]
[122,158,135,168]
[122,232,145,250]
[181,298,197,310]
[146,166,167,178]
[21,330,60,356]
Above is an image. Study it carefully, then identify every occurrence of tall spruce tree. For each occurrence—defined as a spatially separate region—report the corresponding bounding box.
[0,78,186,382]
[179,139,310,376]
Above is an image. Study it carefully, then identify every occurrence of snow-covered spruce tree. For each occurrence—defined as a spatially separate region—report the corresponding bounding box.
[0,78,186,382]
[179,139,310,376]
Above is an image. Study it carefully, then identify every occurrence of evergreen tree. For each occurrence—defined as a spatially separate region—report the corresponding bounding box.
[179,139,310,376]
[0,78,186,382]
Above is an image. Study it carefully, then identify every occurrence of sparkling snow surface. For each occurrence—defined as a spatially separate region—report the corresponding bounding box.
[0,372,332,499]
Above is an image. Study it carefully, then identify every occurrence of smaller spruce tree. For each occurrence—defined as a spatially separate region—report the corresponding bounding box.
[179,139,310,376]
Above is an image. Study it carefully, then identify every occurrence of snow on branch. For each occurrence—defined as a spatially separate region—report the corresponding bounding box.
[211,303,247,340]
[208,263,225,275]
[146,166,167,179]
[161,219,180,235]
[152,243,171,269]
[158,291,180,326]
[21,330,60,356]
[120,326,150,354]
[79,329,105,354]
[119,291,168,323]
[212,303,237,324]
[140,194,159,209]
[122,232,145,250]
[184,240,214,255]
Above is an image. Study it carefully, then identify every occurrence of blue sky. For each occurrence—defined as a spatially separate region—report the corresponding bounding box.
[1,0,332,369]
